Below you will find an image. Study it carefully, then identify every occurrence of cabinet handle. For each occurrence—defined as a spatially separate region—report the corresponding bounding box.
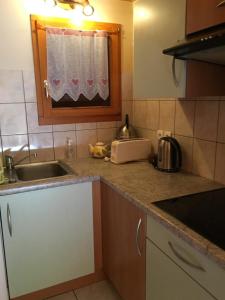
[168,241,205,272]
[136,218,142,256]
[7,204,12,237]
[217,0,225,7]
[44,80,49,98]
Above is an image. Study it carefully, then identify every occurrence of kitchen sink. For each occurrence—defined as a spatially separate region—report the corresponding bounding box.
[153,188,225,251]
[15,161,74,181]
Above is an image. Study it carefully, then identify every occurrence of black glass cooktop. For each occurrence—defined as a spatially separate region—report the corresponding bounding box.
[153,188,225,251]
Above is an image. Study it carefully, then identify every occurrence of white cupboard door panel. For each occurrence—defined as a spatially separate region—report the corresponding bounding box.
[1,182,94,298]
[147,240,214,300]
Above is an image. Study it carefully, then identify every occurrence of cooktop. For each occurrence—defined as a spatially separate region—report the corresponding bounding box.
[153,188,225,251]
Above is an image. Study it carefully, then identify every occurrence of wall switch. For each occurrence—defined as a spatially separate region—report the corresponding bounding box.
[157,130,164,140]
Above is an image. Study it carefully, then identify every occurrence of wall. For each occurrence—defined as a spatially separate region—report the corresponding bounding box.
[133,97,225,185]
[0,0,133,163]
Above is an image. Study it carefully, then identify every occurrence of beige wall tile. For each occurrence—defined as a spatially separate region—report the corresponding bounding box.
[26,102,52,133]
[217,101,225,143]
[0,103,27,135]
[192,139,216,180]
[53,124,75,132]
[133,101,147,128]
[0,70,24,103]
[29,133,54,162]
[175,101,195,137]
[159,101,175,132]
[53,131,76,161]
[175,135,193,173]
[146,100,159,130]
[96,122,117,129]
[22,70,36,102]
[1,135,29,164]
[76,129,97,159]
[122,100,133,123]
[97,128,116,144]
[194,101,219,141]
[215,143,225,185]
[135,128,157,155]
[76,123,96,130]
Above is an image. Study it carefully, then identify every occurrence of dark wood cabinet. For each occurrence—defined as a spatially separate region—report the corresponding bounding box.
[186,0,225,35]
[101,183,146,300]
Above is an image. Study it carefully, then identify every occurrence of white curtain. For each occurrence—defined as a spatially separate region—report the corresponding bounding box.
[46,27,109,102]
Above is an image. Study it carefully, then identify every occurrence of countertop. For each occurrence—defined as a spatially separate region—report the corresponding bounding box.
[0,158,224,270]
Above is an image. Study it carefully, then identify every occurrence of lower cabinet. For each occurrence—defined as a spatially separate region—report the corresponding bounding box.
[147,215,225,300]
[0,182,95,299]
[147,240,214,300]
[101,182,146,300]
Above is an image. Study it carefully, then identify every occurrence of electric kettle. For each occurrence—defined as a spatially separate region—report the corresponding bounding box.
[154,136,182,172]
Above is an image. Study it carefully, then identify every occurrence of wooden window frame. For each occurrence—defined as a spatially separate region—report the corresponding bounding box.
[31,15,122,125]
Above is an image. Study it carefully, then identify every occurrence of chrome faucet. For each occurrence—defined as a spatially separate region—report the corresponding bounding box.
[5,153,38,170]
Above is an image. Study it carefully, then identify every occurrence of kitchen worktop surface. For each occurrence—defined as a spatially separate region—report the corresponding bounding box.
[0,158,224,269]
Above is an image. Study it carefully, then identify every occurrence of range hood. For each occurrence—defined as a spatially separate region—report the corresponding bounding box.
[163,27,225,66]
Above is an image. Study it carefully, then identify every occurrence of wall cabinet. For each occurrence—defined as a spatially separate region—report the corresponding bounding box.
[0,182,98,299]
[101,182,146,300]
[186,0,225,35]
[133,0,186,98]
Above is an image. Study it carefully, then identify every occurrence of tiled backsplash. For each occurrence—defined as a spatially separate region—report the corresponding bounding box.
[0,69,132,164]
[133,98,225,185]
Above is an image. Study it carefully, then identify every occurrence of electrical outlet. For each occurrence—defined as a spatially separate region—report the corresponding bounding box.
[157,130,164,140]
[164,131,172,137]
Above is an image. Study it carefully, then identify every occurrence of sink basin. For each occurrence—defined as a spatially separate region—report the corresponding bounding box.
[153,188,225,251]
[15,161,74,181]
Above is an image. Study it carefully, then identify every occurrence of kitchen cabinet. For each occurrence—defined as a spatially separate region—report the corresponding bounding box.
[186,0,225,35]
[101,182,146,300]
[147,240,214,300]
[133,0,186,98]
[0,182,98,299]
[0,230,8,300]
[147,215,225,300]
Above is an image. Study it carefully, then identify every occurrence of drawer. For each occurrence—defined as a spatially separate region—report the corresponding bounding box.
[147,215,225,300]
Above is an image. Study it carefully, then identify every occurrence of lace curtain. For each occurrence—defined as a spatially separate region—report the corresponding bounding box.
[46,27,109,102]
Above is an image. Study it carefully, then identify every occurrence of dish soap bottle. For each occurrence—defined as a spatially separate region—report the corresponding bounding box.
[64,137,75,161]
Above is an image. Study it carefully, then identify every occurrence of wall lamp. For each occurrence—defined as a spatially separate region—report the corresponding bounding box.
[46,0,95,16]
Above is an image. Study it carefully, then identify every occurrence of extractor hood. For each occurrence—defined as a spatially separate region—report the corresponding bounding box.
[163,27,225,66]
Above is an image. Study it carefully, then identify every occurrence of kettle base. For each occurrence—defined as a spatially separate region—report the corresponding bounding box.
[154,166,180,173]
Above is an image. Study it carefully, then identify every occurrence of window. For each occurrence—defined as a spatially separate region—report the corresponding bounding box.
[31,15,122,125]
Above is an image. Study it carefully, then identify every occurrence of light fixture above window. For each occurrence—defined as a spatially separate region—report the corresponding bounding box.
[45,0,94,16]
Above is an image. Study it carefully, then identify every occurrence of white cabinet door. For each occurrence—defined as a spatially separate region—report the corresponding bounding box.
[0,182,94,298]
[0,231,9,300]
[146,240,214,300]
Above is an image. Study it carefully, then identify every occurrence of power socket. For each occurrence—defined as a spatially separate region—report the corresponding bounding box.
[157,130,164,140]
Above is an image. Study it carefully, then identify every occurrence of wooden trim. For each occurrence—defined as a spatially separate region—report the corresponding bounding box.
[38,112,121,125]
[92,181,103,271]
[12,270,105,300]
[30,15,122,125]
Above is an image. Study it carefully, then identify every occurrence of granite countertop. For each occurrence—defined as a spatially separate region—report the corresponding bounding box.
[0,158,224,269]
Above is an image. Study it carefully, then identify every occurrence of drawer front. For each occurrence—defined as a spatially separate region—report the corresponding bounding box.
[147,215,225,300]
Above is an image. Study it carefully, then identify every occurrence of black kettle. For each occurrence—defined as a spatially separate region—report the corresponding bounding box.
[153,136,182,172]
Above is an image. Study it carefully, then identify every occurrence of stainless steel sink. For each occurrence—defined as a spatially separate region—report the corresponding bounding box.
[15,161,74,181]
